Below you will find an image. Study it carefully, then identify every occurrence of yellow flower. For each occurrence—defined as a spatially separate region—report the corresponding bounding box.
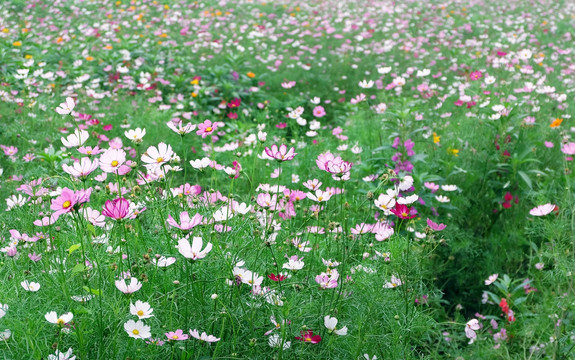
[433,132,440,144]
[13,41,22,47]
[448,148,459,156]
[2,28,9,33]
[550,118,563,128]
[247,72,256,78]
[190,79,199,85]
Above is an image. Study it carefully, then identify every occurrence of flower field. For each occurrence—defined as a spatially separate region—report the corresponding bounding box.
[1,0,574,359]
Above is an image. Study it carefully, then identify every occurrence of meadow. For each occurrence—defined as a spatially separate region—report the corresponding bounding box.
[0,0,574,359]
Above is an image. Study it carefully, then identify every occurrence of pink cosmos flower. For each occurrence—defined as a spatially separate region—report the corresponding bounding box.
[189,329,220,342]
[102,198,131,220]
[315,269,339,289]
[312,106,326,118]
[529,203,556,216]
[176,237,212,260]
[166,329,189,341]
[426,218,446,231]
[196,120,218,138]
[264,144,297,161]
[51,188,92,217]
[561,142,575,155]
[167,212,203,231]
[465,319,480,343]
[485,274,498,285]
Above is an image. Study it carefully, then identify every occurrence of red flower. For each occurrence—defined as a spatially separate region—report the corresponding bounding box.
[268,273,287,282]
[295,330,322,344]
[390,204,416,219]
[499,298,509,314]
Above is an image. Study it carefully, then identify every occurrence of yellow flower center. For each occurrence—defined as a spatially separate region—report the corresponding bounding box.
[62,200,72,209]
[401,212,408,217]
[156,157,164,163]
[172,335,178,339]
[111,160,119,167]
[137,310,144,316]
[57,318,65,325]
[318,196,323,201]
[132,329,139,335]
[205,127,212,132]
[305,337,311,342]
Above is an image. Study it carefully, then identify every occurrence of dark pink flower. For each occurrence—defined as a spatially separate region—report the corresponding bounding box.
[102,198,131,220]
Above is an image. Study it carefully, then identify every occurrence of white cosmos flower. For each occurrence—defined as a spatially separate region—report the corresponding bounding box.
[190,157,211,169]
[130,300,154,319]
[324,315,348,335]
[61,129,89,148]
[124,128,146,143]
[435,195,450,203]
[21,280,41,292]
[45,311,73,325]
[55,97,76,115]
[124,319,151,339]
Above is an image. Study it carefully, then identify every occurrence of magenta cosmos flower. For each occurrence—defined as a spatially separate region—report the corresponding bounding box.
[102,198,131,220]
[196,120,218,138]
[264,144,297,161]
[295,330,322,344]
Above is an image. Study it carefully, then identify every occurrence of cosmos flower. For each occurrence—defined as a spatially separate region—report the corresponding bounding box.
[124,128,146,143]
[124,320,151,339]
[115,278,142,294]
[176,237,212,260]
[62,158,99,178]
[484,274,499,285]
[295,330,321,344]
[529,203,557,216]
[141,143,174,169]
[102,198,131,220]
[166,329,189,341]
[47,348,76,360]
[264,144,297,161]
[45,311,73,326]
[324,316,348,335]
[130,301,154,319]
[61,130,89,148]
[465,319,480,344]
[166,212,203,231]
[55,97,76,115]
[21,280,41,292]
[189,329,220,342]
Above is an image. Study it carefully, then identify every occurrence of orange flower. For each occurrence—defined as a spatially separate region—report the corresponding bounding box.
[247,72,256,78]
[550,118,563,128]
[13,41,22,46]
[86,56,94,61]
